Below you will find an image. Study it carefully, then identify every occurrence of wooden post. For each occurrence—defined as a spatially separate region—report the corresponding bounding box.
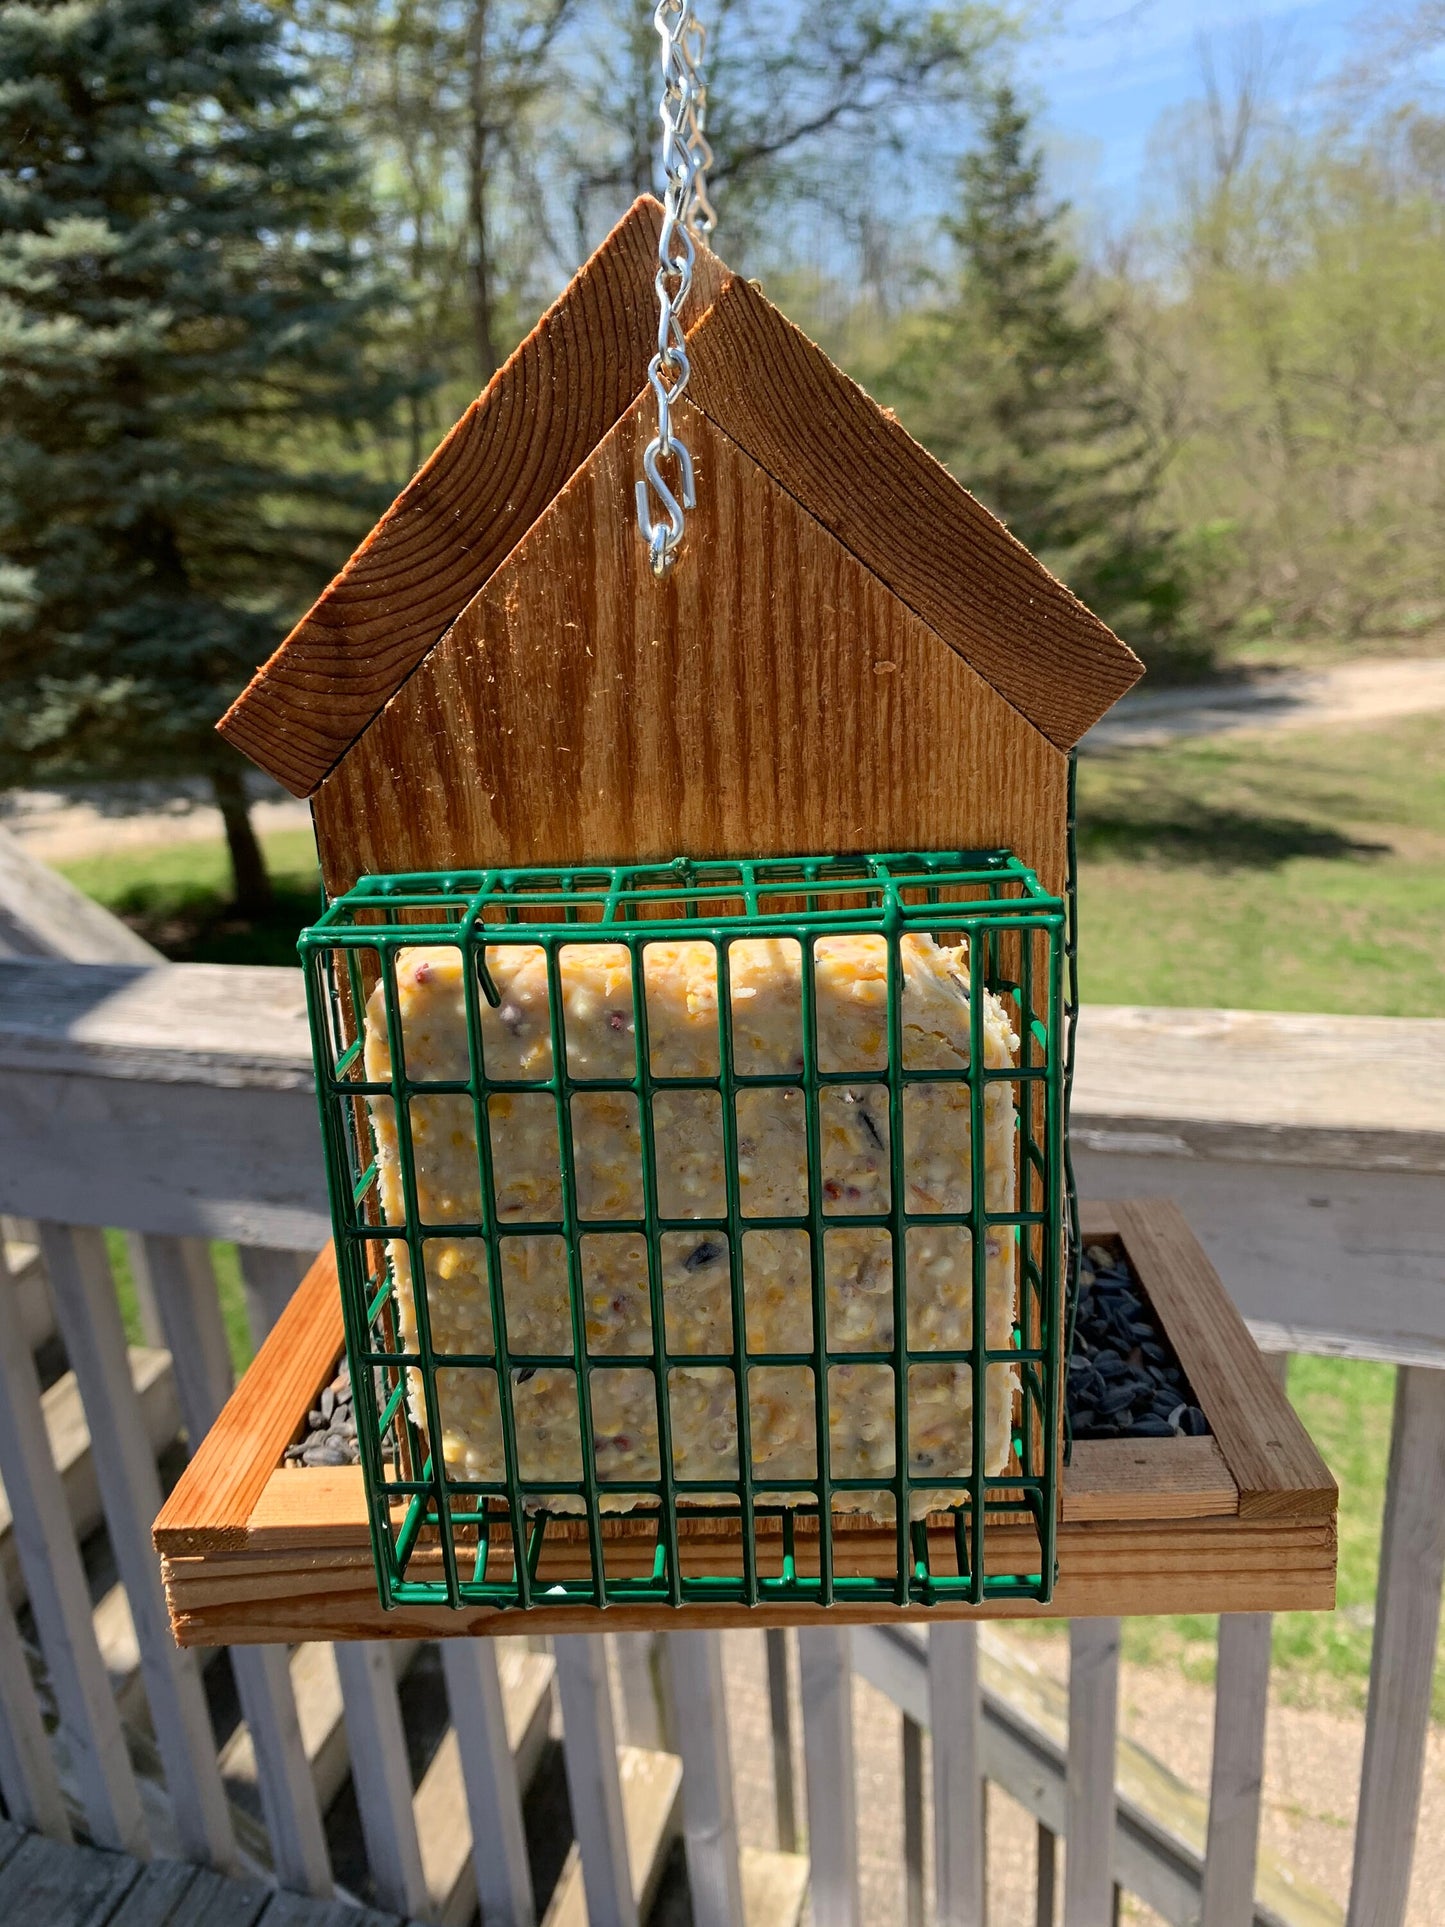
[1347,1366,1445,1927]
[333,1641,429,1918]
[440,1639,536,1927]
[665,1632,745,1927]
[765,1627,798,1853]
[1064,1619,1120,1927]
[137,1232,332,1896]
[1200,1611,1273,1927]
[1036,1822,1058,1927]
[902,1715,925,1927]
[0,1240,146,1855]
[236,1246,313,1345]
[39,1223,236,1872]
[0,1580,68,1839]
[930,1621,985,1927]
[613,1632,668,1752]
[553,1633,638,1927]
[798,1626,860,1927]
[1201,1346,1282,1927]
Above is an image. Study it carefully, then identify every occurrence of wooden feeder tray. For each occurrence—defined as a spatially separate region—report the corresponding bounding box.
[154,1198,1336,1642]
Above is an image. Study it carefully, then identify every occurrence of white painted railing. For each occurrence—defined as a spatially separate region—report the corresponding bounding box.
[0,925,1441,1923]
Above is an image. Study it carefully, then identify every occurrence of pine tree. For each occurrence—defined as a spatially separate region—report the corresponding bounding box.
[887,87,1192,669]
[0,0,399,907]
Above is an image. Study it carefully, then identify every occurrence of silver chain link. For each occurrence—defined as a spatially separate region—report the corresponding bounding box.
[635,0,714,577]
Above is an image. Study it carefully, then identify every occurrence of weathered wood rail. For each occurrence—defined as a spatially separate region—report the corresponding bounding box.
[0,942,1441,1925]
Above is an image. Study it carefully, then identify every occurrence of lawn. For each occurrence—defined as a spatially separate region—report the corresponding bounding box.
[1076,710,1445,1018]
[61,825,323,967]
[58,710,1445,1709]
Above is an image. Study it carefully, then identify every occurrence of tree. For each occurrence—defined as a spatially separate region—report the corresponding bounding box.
[285,0,1008,420]
[0,0,399,908]
[882,86,1193,671]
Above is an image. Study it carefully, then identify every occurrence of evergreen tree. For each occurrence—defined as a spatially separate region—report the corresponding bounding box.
[886,87,1193,669]
[0,0,399,907]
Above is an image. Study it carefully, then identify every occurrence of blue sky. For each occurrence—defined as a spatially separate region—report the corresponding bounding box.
[1022,0,1369,214]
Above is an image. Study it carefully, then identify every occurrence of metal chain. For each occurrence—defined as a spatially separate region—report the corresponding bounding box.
[635,0,714,577]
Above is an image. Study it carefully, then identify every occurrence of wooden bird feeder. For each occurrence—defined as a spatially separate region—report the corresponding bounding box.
[154,198,1336,1639]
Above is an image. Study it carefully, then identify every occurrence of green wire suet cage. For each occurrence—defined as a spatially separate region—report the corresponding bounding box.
[300,848,1068,1613]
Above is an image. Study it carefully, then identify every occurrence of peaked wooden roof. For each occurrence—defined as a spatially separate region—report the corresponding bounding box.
[220,197,1141,797]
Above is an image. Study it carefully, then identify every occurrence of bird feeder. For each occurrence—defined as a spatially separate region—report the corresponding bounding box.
[154,197,1336,1641]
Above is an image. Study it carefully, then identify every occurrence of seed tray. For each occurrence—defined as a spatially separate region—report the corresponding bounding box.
[154,1198,1337,1642]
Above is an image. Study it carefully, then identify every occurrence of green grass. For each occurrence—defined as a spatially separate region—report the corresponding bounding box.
[57,712,1442,1702]
[61,826,323,967]
[1076,712,1445,1016]
[105,1230,256,1377]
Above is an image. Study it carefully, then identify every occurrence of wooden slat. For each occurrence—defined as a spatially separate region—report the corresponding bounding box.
[106,1861,273,1927]
[798,1626,860,1927]
[1036,1823,1058,1927]
[310,393,1069,903]
[0,1831,140,1927]
[139,1231,332,1897]
[0,1577,68,1837]
[929,1622,984,1927]
[1064,1619,1120,1927]
[332,1641,429,1918]
[764,1628,799,1853]
[1201,1611,1275,1927]
[41,1224,237,1873]
[541,1739,682,1927]
[552,1634,639,1927]
[682,275,1142,751]
[612,1632,668,1751]
[0,822,161,965]
[153,1245,340,1553]
[162,1514,1337,1644]
[901,1715,925,1927]
[0,1344,180,1612]
[666,1630,746,1927]
[104,1859,199,1927]
[122,1864,272,1927]
[218,198,729,798]
[854,1624,1342,1927]
[1346,1366,1445,1927]
[1112,1200,1336,1521]
[439,1639,536,1927]
[1064,1436,1237,1521]
[236,1246,314,1344]
[258,1894,401,1927]
[0,1245,147,1854]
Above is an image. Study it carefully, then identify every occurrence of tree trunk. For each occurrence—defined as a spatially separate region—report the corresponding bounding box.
[211,765,273,914]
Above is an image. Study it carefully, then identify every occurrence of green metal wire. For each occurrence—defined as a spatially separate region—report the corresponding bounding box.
[300,849,1067,1611]
[1062,751,1083,1465]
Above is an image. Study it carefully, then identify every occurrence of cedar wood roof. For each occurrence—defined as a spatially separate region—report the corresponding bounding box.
[219,197,1143,797]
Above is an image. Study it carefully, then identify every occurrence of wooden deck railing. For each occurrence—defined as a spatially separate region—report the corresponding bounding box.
[0,871,1441,1925]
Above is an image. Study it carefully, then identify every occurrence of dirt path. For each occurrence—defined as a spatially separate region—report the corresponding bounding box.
[1086,655,1445,751]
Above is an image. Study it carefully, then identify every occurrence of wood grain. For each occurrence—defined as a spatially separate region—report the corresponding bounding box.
[152,1247,341,1554]
[312,394,1070,899]
[219,198,731,798]
[160,1513,1335,1644]
[1112,1198,1336,1521]
[1063,1437,1236,1522]
[683,275,1144,751]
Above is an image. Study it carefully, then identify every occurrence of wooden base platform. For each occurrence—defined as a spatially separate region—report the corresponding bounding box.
[154,1201,1336,1643]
